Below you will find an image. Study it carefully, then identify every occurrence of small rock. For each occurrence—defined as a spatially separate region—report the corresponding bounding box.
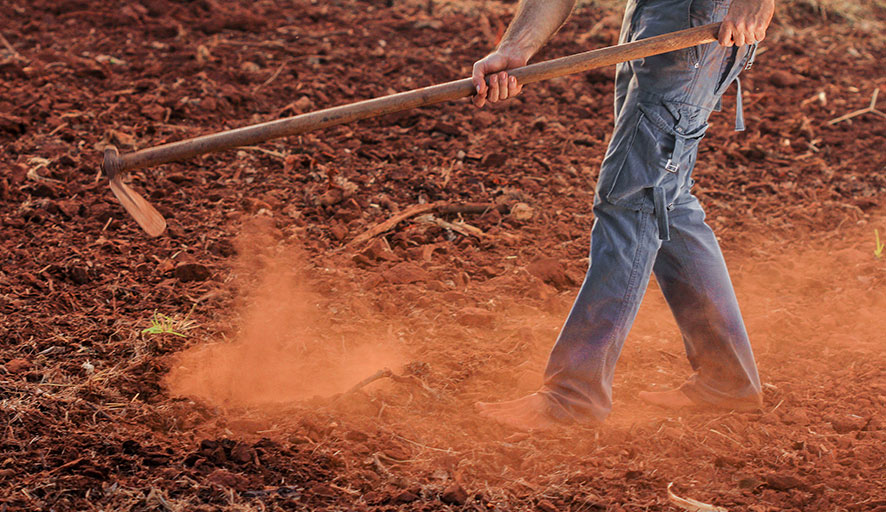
[830,416,864,434]
[67,266,91,285]
[456,307,495,328]
[294,96,315,114]
[121,439,142,455]
[440,482,467,506]
[329,224,348,241]
[109,129,137,148]
[382,262,430,284]
[713,455,743,468]
[768,70,801,88]
[174,262,211,282]
[426,280,449,292]
[344,430,369,442]
[779,408,809,425]
[478,265,500,278]
[527,275,557,300]
[737,476,762,489]
[536,499,559,512]
[480,153,508,168]
[852,197,879,211]
[527,258,574,290]
[0,113,28,135]
[200,97,217,112]
[510,202,535,221]
[5,358,32,374]
[242,197,272,213]
[95,54,127,66]
[195,45,212,65]
[392,490,419,504]
[431,122,460,137]
[764,472,804,491]
[316,187,344,207]
[414,20,443,30]
[360,238,399,262]
[207,469,249,491]
[240,61,261,73]
[474,111,497,128]
[142,103,166,121]
[229,443,255,464]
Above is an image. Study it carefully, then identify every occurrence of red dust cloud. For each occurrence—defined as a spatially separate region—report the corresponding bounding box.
[164,226,404,408]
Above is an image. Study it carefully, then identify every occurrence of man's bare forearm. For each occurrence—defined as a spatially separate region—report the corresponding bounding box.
[470,0,576,107]
[497,0,577,60]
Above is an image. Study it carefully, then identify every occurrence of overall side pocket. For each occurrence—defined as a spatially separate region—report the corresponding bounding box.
[715,44,755,96]
[603,102,708,212]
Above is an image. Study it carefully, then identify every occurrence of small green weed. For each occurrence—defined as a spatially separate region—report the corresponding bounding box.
[141,308,196,338]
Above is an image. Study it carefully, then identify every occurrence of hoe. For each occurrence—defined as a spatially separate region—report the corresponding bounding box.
[101,23,723,236]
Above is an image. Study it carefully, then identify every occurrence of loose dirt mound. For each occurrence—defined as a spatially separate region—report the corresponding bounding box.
[1,0,885,510]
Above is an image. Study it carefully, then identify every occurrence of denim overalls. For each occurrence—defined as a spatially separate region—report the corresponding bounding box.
[539,0,763,422]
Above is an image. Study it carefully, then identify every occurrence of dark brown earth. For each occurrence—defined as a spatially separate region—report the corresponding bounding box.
[1,0,885,510]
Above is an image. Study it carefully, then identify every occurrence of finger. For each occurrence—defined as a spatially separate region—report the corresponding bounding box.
[472,83,487,108]
[488,73,500,103]
[497,72,510,100]
[718,22,734,47]
[508,75,520,98]
[472,60,490,108]
[753,28,766,43]
[472,63,488,96]
[733,30,746,47]
[472,80,486,108]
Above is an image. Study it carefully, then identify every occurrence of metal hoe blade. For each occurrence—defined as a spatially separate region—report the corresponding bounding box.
[103,146,167,237]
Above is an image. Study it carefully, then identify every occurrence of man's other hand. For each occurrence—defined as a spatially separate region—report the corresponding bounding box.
[472,50,529,108]
[718,0,775,47]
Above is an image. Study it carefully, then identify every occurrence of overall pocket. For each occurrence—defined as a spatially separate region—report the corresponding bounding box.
[603,101,708,213]
[687,0,730,67]
[715,44,755,96]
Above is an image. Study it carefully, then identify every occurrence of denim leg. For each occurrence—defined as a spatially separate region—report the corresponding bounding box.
[652,197,762,402]
[536,0,762,422]
[542,198,661,422]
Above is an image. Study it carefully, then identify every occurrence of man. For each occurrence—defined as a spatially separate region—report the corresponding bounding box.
[472,0,775,429]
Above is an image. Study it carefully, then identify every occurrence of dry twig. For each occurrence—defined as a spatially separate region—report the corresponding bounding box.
[0,31,24,60]
[346,201,507,247]
[253,62,287,94]
[667,482,727,512]
[828,88,886,124]
[342,367,439,399]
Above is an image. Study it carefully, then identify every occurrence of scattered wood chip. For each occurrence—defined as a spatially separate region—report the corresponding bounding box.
[667,483,727,512]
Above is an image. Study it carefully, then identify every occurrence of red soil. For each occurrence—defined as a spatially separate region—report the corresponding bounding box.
[1,0,885,510]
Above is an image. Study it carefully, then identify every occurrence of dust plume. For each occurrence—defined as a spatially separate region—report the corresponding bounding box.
[613,210,886,416]
[165,223,403,407]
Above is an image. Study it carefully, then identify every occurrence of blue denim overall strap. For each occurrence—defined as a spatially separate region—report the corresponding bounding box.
[653,186,670,240]
[716,42,757,131]
[540,0,763,423]
[733,42,758,131]
[734,77,745,131]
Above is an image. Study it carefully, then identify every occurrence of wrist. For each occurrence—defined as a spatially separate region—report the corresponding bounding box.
[495,43,533,65]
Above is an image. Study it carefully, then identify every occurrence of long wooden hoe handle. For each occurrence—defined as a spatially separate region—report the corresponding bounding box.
[103,22,721,236]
